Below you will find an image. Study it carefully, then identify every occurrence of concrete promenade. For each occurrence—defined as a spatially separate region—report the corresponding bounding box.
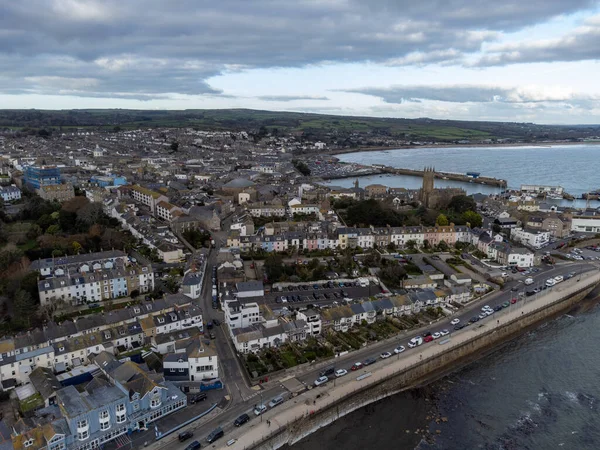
[216,269,600,450]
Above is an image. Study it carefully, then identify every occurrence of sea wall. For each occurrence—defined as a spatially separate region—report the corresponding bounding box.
[247,279,598,450]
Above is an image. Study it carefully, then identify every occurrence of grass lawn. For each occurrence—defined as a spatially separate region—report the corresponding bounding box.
[20,393,44,413]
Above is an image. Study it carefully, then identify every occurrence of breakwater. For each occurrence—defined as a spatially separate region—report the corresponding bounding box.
[235,272,599,450]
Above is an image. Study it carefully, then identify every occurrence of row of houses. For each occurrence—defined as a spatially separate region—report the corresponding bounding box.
[473,229,536,267]
[227,225,472,252]
[223,282,471,354]
[0,294,204,390]
[321,287,472,332]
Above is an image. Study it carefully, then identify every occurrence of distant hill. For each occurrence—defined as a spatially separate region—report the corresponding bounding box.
[1,108,599,142]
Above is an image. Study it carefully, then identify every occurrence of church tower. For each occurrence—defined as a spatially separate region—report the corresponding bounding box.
[420,166,435,207]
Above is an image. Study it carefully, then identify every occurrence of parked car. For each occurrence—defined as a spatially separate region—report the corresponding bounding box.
[363,357,377,366]
[234,413,250,427]
[185,441,202,450]
[268,396,284,408]
[454,324,465,331]
[179,431,194,442]
[546,278,556,287]
[380,352,392,359]
[320,366,336,377]
[335,369,348,377]
[189,393,207,404]
[254,404,267,416]
[440,329,449,336]
[554,275,564,283]
[351,362,363,371]
[432,332,441,339]
[502,301,510,308]
[478,313,487,320]
[424,335,434,343]
[394,345,405,354]
[314,376,329,386]
[408,336,423,348]
[206,427,224,444]
[450,318,460,325]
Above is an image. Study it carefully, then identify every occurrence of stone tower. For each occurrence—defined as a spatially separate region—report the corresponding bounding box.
[420,166,435,207]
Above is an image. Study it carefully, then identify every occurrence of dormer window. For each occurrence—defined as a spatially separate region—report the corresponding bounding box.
[44,283,50,288]
[158,317,165,323]
[133,307,140,314]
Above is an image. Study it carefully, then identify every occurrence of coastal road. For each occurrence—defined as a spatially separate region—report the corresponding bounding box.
[162,261,597,448]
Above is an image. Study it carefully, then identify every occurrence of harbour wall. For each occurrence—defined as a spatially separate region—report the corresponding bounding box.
[245,276,599,450]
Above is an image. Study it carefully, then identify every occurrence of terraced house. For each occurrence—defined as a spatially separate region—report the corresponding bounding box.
[38,266,154,307]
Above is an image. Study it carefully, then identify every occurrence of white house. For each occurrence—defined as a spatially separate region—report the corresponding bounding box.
[296,309,322,336]
[0,185,21,202]
[511,227,550,249]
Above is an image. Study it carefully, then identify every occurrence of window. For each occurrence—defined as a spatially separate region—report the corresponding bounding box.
[116,403,125,412]
[116,412,126,423]
[77,419,88,429]
[150,397,161,408]
[78,430,89,441]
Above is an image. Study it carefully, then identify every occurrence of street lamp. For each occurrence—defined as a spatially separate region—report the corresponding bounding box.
[260,390,263,423]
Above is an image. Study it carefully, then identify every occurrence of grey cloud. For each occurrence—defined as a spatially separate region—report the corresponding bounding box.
[256,95,329,102]
[342,85,600,105]
[0,0,596,98]
[474,17,600,66]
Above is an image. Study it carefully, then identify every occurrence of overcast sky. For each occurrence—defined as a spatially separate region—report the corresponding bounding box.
[3,0,600,124]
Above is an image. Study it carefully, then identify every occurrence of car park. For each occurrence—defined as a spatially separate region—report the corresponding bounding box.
[254,404,267,416]
[234,414,250,427]
[179,431,194,442]
[335,369,348,377]
[380,351,392,359]
[314,376,329,386]
[206,427,224,444]
[268,396,284,408]
[394,345,405,354]
[351,362,363,371]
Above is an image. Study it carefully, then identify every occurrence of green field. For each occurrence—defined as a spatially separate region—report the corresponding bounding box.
[1,108,598,142]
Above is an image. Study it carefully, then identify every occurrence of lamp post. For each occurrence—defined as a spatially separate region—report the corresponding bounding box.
[260,390,263,423]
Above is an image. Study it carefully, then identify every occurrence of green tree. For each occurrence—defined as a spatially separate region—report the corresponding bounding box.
[264,254,284,282]
[448,195,477,214]
[406,240,417,251]
[46,224,60,235]
[436,214,449,226]
[72,241,82,254]
[13,289,38,327]
[437,240,449,252]
[462,210,483,228]
[492,223,502,233]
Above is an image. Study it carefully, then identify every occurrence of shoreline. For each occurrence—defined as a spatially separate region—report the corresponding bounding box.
[323,140,600,156]
[217,271,600,450]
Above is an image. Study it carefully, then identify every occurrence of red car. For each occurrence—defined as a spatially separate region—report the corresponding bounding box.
[424,335,434,343]
[510,298,517,304]
[351,362,363,371]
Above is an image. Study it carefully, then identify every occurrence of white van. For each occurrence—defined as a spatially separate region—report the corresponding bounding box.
[524,278,534,285]
[408,336,423,348]
[554,275,564,284]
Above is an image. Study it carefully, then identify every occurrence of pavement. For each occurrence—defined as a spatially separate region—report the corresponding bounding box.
[214,267,600,450]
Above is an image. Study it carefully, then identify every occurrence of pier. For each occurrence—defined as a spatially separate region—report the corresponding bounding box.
[372,165,508,188]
